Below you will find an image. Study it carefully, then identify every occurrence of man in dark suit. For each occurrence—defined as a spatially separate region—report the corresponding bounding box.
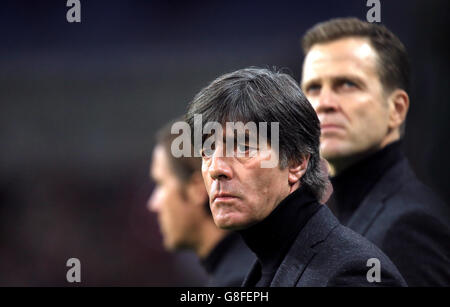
[301,18,450,286]
[148,120,255,286]
[185,67,406,286]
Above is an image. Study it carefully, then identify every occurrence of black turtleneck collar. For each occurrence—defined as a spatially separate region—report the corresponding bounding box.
[238,186,321,286]
[327,141,404,224]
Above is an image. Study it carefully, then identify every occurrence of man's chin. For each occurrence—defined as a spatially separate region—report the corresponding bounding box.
[214,215,248,231]
[164,239,188,252]
[320,142,353,161]
[163,240,176,251]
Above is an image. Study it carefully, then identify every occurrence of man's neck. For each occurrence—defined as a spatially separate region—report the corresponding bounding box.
[196,220,229,259]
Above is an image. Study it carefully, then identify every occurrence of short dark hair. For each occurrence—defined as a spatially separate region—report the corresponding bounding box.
[302,17,410,94]
[185,67,327,200]
[156,118,202,184]
[155,119,211,215]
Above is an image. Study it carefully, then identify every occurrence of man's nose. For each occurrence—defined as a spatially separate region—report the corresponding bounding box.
[147,190,159,213]
[208,149,233,181]
[314,88,339,114]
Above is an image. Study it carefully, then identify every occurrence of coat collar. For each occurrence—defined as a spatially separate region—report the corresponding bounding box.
[270,206,339,286]
[346,156,415,234]
[241,206,339,287]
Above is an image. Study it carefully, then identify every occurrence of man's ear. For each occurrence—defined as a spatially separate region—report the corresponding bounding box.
[387,89,409,131]
[288,154,310,185]
[186,172,209,207]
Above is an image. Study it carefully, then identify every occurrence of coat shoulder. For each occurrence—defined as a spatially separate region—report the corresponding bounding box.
[360,160,450,286]
[298,222,406,287]
[374,158,449,223]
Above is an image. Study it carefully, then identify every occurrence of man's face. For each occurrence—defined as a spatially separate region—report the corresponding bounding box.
[302,37,392,165]
[201,128,291,230]
[148,145,200,251]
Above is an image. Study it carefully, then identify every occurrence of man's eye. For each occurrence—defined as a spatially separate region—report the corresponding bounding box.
[305,84,321,95]
[201,147,214,158]
[342,80,357,89]
[236,144,249,153]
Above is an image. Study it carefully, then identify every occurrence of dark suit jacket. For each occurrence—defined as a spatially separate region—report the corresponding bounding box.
[345,157,450,286]
[242,206,407,287]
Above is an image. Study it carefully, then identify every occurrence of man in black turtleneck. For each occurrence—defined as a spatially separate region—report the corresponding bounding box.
[301,18,450,286]
[185,67,406,286]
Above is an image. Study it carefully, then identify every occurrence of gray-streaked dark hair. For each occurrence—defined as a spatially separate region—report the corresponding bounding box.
[185,67,327,200]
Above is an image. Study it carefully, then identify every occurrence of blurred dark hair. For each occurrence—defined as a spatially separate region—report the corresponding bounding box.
[156,118,202,184]
[155,119,211,215]
[185,67,327,200]
[302,17,410,94]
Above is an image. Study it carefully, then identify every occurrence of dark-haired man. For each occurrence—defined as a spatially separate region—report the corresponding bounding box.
[148,120,255,286]
[301,18,450,286]
[185,67,406,287]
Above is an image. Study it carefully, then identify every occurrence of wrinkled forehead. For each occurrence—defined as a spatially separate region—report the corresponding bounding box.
[202,122,272,143]
[308,38,375,60]
[151,145,173,179]
[302,37,379,82]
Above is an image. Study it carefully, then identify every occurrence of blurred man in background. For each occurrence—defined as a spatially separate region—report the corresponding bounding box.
[301,17,450,286]
[148,119,255,286]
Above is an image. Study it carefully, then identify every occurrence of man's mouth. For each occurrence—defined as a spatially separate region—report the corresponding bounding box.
[213,192,238,203]
[321,123,344,130]
[320,123,346,135]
